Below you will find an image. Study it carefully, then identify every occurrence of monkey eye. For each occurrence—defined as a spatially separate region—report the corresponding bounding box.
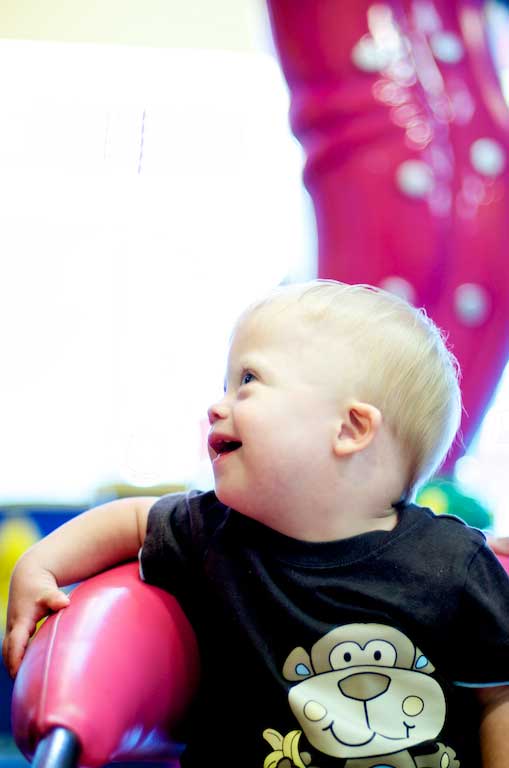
[330,642,363,669]
[364,640,397,667]
[330,640,397,670]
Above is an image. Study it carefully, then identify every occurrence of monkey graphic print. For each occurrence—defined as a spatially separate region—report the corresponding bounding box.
[141,492,509,768]
[263,624,460,768]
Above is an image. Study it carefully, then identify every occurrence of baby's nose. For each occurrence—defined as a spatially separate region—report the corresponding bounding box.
[338,672,390,702]
[207,399,228,424]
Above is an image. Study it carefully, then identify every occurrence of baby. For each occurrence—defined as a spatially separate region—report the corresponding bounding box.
[4,281,509,768]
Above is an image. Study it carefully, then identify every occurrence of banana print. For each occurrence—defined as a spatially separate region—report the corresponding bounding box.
[263,729,308,768]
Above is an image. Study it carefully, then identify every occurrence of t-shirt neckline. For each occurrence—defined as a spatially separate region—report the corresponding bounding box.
[227,502,424,568]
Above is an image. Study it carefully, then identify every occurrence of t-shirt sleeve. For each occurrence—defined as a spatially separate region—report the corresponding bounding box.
[139,492,194,594]
[139,489,229,602]
[453,542,509,687]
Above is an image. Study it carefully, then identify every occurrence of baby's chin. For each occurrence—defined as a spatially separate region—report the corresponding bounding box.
[213,484,260,519]
[212,482,241,510]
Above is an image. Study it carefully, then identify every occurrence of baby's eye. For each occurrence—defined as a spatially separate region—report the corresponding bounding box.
[240,371,256,386]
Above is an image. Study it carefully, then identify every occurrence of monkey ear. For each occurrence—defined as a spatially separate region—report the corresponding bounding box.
[283,647,314,681]
[413,647,435,675]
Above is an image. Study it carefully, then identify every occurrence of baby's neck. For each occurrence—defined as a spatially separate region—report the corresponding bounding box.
[248,451,406,542]
[264,501,400,543]
[236,423,408,542]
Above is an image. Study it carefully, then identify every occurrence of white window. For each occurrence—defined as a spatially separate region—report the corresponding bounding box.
[0,40,314,501]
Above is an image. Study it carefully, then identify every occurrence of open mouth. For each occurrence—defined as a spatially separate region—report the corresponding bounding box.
[208,434,242,457]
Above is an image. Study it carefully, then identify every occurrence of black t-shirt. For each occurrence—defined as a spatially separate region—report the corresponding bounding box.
[140,490,509,768]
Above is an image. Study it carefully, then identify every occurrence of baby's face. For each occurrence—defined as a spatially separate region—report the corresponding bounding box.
[207,304,357,522]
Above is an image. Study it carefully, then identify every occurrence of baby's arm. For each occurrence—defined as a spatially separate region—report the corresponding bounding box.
[478,686,509,766]
[2,496,157,677]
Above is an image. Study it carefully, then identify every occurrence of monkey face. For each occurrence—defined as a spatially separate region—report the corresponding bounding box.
[284,625,446,760]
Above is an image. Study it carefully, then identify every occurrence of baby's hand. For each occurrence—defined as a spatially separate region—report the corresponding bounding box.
[2,560,70,678]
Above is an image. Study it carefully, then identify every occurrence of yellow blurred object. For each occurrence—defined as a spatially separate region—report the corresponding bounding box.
[417,487,449,516]
[417,478,492,529]
[0,516,41,639]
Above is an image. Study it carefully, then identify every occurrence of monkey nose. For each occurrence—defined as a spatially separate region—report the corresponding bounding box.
[338,672,391,701]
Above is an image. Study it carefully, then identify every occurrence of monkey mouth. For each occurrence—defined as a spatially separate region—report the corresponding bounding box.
[382,722,416,740]
[324,719,415,746]
[323,721,375,748]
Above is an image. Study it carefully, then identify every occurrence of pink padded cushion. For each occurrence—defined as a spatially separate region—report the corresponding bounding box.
[11,562,199,768]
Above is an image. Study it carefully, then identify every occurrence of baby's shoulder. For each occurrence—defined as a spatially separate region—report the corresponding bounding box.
[185,488,233,537]
[406,503,486,553]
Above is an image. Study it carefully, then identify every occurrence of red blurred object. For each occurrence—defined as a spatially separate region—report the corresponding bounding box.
[267,0,509,467]
[11,562,199,768]
[496,554,509,575]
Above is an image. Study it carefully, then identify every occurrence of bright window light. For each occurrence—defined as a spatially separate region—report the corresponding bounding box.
[0,40,314,502]
[455,362,509,535]
[486,1,509,107]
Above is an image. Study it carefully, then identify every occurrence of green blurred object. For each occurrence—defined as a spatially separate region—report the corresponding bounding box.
[416,478,492,530]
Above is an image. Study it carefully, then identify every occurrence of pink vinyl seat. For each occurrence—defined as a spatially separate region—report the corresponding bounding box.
[11,562,199,768]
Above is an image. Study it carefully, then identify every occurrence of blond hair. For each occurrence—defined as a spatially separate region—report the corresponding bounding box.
[242,280,462,500]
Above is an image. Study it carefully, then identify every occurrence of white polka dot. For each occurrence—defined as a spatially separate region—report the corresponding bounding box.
[352,36,390,72]
[372,80,407,106]
[441,752,450,768]
[406,120,433,148]
[379,276,416,304]
[388,58,416,85]
[396,160,434,198]
[454,283,490,326]
[430,31,464,63]
[470,138,506,177]
[391,103,420,127]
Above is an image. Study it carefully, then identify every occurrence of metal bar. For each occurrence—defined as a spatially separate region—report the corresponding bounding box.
[32,728,80,768]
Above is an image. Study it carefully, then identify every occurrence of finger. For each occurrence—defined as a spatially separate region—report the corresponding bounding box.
[37,589,71,612]
[1,634,10,673]
[2,624,31,678]
[3,593,69,677]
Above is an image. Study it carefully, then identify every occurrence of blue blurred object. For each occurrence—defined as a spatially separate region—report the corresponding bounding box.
[0,735,30,768]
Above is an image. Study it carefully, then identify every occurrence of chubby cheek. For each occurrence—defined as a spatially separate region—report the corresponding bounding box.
[234,395,292,441]
[229,396,331,484]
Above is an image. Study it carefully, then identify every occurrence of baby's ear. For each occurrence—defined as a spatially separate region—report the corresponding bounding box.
[333,401,382,457]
